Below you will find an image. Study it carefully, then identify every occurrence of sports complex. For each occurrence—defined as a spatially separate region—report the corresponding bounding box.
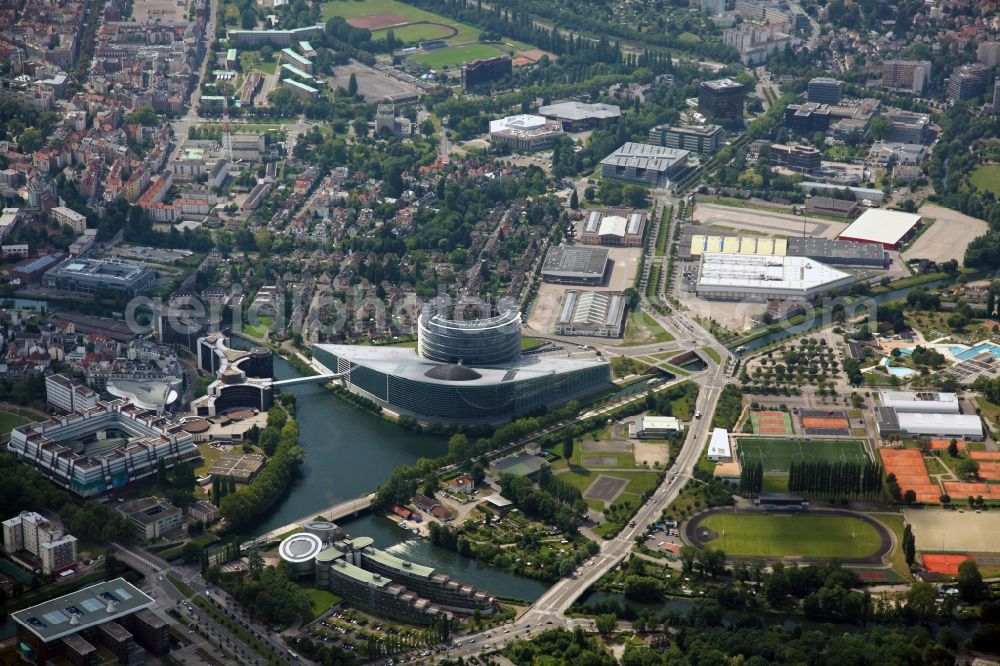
[736,437,874,475]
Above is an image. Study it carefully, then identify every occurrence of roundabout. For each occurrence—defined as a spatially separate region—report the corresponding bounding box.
[684,508,894,564]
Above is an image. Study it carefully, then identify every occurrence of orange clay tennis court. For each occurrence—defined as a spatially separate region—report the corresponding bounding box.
[881,449,940,503]
[922,553,969,575]
[971,451,1000,460]
[801,416,850,429]
[928,439,966,452]
[944,481,1000,499]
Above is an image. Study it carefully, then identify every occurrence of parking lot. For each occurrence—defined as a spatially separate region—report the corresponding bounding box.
[643,526,683,555]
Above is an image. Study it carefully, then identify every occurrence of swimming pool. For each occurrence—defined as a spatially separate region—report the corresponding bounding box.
[886,367,916,377]
[954,342,1000,362]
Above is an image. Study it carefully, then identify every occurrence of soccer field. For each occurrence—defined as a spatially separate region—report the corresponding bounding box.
[322,0,480,44]
[411,43,507,68]
[736,438,871,474]
[698,513,882,558]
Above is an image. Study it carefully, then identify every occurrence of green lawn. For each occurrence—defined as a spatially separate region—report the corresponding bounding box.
[300,585,343,618]
[411,43,507,68]
[195,443,222,477]
[971,164,1000,197]
[622,310,675,347]
[521,336,543,350]
[243,315,274,338]
[698,513,882,558]
[702,347,721,364]
[166,573,194,599]
[322,0,481,44]
[372,23,452,42]
[0,409,30,438]
[736,438,871,475]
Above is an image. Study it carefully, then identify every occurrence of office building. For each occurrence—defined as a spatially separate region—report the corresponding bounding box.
[865,141,926,167]
[885,110,930,144]
[580,208,647,247]
[979,41,1000,68]
[45,373,99,414]
[555,290,627,338]
[375,103,412,138]
[600,142,689,187]
[837,208,922,249]
[227,25,324,48]
[768,143,822,173]
[280,47,312,73]
[2,511,77,575]
[695,253,855,301]
[461,55,511,89]
[701,0,726,15]
[488,114,563,152]
[50,206,87,234]
[312,302,611,425]
[783,102,832,133]
[11,578,159,665]
[698,78,746,120]
[807,77,843,104]
[282,78,318,100]
[541,246,610,285]
[197,333,272,378]
[117,497,183,540]
[42,257,156,296]
[647,124,724,155]
[993,79,1000,115]
[538,101,621,131]
[947,63,991,101]
[882,59,931,95]
[8,400,198,498]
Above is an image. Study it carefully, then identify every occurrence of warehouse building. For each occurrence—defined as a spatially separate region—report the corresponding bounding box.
[538,101,621,131]
[555,290,627,337]
[875,407,983,440]
[684,233,788,261]
[878,390,960,414]
[600,142,689,188]
[804,196,859,219]
[42,257,155,296]
[785,237,888,268]
[800,181,885,203]
[580,208,646,247]
[837,208,922,249]
[695,253,855,301]
[541,246,610,285]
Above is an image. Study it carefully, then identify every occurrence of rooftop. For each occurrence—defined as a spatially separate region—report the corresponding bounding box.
[838,208,922,245]
[600,142,689,172]
[537,101,621,121]
[11,578,153,643]
[697,253,853,292]
[702,78,744,91]
[364,547,435,579]
[491,453,549,477]
[541,246,610,278]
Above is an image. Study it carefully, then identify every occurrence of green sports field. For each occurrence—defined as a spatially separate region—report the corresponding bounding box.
[0,410,30,438]
[736,438,871,475]
[971,164,1000,197]
[322,0,480,44]
[411,43,507,68]
[372,23,452,42]
[698,513,881,558]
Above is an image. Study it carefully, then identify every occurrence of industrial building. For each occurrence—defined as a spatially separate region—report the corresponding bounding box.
[2,511,77,575]
[785,236,888,268]
[555,290,627,337]
[580,208,647,247]
[694,253,855,301]
[647,124,724,155]
[541,246,610,285]
[488,114,563,152]
[462,55,512,88]
[117,497,183,540]
[600,142,689,188]
[42,257,156,296]
[313,302,611,425]
[807,77,843,104]
[878,390,960,414]
[698,78,745,120]
[7,400,199,498]
[875,408,983,440]
[804,196,859,219]
[45,373,99,414]
[11,578,166,664]
[837,208,922,249]
[629,416,681,438]
[538,101,621,131]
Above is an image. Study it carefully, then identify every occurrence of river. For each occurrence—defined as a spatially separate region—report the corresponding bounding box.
[237,342,550,602]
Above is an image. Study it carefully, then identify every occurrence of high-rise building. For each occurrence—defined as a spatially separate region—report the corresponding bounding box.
[2,511,78,574]
[807,77,843,104]
[461,55,512,89]
[978,42,1000,68]
[701,0,726,16]
[882,60,931,95]
[993,79,1000,115]
[947,63,991,101]
[698,78,746,119]
[45,373,99,413]
[647,124,724,155]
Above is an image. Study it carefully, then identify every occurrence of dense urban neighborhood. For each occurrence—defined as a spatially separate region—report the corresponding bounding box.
[2,0,1000,663]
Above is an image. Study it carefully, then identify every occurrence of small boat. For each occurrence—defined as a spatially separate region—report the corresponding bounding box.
[398,522,409,529]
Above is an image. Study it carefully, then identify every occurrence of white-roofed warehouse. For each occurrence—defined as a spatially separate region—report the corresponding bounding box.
[554,290,627,337]
[695,253,855,301]
[837,208,922,249]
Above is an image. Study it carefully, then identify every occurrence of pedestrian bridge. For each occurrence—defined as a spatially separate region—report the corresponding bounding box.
[271,373,340,387]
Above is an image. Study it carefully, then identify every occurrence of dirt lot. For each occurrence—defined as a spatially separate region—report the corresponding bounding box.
[582,456,619,467]
[526,245,641,334]
[132,0,187,22]
[904,509,1000,553]
[329,61,420,101]
[634,441,669,467]
[693,203,848,239]
[581,441,632,453]
[902,204,988,264]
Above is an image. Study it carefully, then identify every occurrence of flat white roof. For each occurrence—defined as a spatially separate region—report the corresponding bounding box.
[538,101,621,121]
[489,114,548,133]
[708,428,731,458]
[597,215,627,237]
[639,416,680,430]
[878,390,959,413]
[838,208,921,245]
[896,412,983,437]
[697,253,853,294]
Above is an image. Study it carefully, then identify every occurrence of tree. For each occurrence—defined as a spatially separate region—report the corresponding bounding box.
[905,582,937,622]
[18,128,43,153]
[347,73,358,97]
[948,439,959,457]
[260,45,274,61]
[958,458,980,480]
[569,189,579,210]
[562,432,573,460]
[902,524,916,566]
[958,559,985,602]
[595,613,617,637]
[869,115,893,140]
[903,489,917,504]
[448,433,469,459]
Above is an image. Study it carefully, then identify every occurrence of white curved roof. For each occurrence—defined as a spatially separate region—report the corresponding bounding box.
[278,532,323,563]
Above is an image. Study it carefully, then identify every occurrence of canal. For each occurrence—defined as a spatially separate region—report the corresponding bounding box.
[243,342,550,601]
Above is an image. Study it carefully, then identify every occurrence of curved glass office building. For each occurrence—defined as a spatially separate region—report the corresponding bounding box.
[314,306,610,425]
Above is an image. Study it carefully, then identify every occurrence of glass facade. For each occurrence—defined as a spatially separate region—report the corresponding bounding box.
[417,307,521,366]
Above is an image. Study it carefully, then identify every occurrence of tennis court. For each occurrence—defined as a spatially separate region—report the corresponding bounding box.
[929,439,966,452]
[737,438,871,475]
[906,509,1000,555]
[922,553,969,574]
[970,451,1000,460]
[881,449,939,503]
[800,409,850,436]
[750,411,793,435]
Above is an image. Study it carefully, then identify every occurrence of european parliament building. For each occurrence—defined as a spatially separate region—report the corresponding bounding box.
[313,303,611,425]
